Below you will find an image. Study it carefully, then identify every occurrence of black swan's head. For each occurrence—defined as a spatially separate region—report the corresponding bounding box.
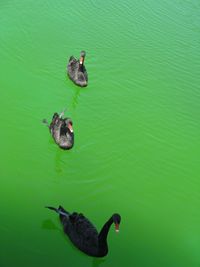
[112,214,121,233]
[79,51,86,65]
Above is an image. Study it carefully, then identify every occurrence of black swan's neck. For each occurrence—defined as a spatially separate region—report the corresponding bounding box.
[78,56,85,70]
[79,56,85,65]
[98,216,113,255]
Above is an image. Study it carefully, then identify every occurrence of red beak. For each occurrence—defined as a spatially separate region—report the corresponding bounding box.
[80,56,84,65]
[115,223,119,233]
[68,122,73,133]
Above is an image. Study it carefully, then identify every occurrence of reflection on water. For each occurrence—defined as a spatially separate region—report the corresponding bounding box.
[92,258,106,267]
[42,218,107,267]
[42,219,59,230]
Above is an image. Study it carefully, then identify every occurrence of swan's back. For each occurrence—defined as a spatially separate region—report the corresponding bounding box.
[67,56,78,80]
[60,212,99,256]
[59,132,74,150]
[67,56,88,87]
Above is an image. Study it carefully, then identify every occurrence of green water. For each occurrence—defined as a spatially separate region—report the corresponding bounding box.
[1,1,200,266]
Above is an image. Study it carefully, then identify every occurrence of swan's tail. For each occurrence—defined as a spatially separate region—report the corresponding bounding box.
[46,206,69,217]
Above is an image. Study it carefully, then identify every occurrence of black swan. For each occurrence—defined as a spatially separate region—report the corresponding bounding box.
[67,51,88,87]
[46,206,121,257]
[43,111,74,150]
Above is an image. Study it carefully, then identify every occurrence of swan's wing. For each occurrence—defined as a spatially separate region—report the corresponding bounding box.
[76,71,87,87]
[82,65,88,82]
[71,213,98,234]
[50,118,63,144]
[59,132,74,149]
[66,213,99,253]
[67,57,78,75]
[77,72,85,81]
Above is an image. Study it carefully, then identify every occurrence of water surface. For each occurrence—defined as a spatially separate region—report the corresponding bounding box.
[0,1,200,266]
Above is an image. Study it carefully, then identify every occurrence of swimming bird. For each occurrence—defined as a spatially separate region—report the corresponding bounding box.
[46,206,121,257]
[67,51,88,87]
[43,111,74,150]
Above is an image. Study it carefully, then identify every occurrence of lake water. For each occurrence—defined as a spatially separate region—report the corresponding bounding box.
[0,1,200,266]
